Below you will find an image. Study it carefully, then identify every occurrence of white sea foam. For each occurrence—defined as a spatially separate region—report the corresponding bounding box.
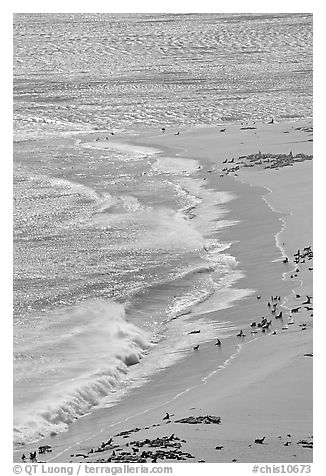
[14,300,150,445]
[92,205,205,250]
[152,157,200,174]
[48,176,102,202]
[82,140,160,157]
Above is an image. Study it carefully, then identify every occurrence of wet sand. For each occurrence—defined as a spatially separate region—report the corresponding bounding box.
[15,120,313,463]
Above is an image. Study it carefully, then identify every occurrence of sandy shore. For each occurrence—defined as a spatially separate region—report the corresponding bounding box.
[15,120,313,464]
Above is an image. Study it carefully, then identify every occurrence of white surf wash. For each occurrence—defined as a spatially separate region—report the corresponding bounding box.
[14,300,150,445]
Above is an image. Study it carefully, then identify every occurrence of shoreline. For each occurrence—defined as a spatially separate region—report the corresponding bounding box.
[14,119,313,463]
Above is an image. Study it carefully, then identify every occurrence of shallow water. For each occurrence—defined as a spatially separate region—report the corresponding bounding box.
[13,133,244,445]
[13,13,312,446]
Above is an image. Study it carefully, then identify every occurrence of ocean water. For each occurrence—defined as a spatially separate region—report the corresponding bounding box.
[13,13,312,446]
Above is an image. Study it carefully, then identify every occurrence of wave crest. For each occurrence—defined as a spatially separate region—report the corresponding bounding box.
[14,300,150,445]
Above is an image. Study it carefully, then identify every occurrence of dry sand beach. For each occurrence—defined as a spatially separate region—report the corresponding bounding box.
[15,119,313,464]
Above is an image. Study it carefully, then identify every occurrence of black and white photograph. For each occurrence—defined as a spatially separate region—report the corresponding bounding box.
[11,4,315,471]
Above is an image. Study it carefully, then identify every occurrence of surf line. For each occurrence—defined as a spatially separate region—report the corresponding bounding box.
[48,337,260,462]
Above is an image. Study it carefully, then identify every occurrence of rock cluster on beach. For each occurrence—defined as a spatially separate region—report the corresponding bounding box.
[297,439,313,449]
[70,432,195,463]
[220,151,312,177]
[20,445,52,463]
[67,416,221,463]
[22,426,314,464]
[175,415,221,424]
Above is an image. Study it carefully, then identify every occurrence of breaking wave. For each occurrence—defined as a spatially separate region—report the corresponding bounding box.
[13,300,150,446]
